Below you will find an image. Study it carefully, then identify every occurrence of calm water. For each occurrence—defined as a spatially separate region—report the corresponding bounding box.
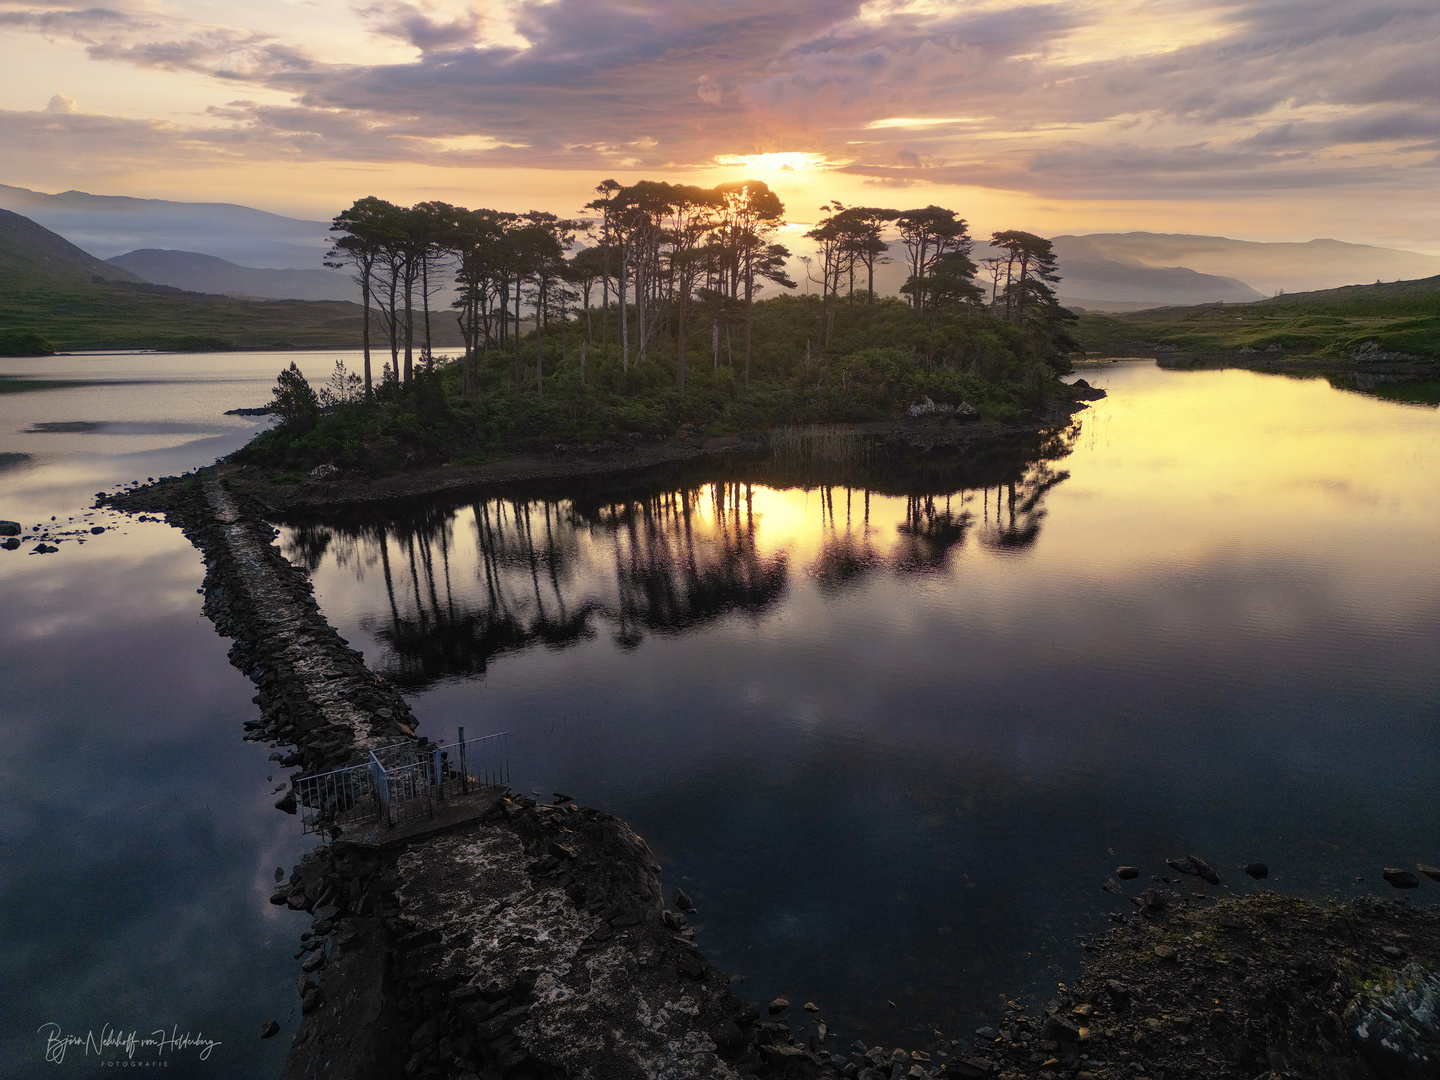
[0,351,359,1078]
[2,356,1438,1073]
[285,362,1440,1047]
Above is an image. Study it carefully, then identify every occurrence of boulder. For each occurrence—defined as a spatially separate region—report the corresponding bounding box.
[1243,862,1269,879]
[0,520,20,536]
[1116,866,1141,880]
[1385,868,1422,889]
[1345,963,1440,1069]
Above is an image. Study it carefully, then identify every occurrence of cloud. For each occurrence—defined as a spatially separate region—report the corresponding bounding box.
[2,0,1439,207]
[45,92,77,114]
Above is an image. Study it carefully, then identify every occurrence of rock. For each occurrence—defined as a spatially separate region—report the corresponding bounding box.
[1154,944,1178,963]
[0,520,20,536]
[671,887,694,911]
[1166,857,1198,876]
[1419,864,1440,883]
[306,463,340,483]
[275,792,297,814]
[1101,878,1122,894]
[1243,862,1269,879]
[259,1020,280,1039]
[709,1018,748,1051]
[1186,854,1221,884]
[1385,868,1422,889]
[1106,980,1132,1003]
[1041,1016,1080,1043]
[804,1001,820,1013]
[1116,866,1141,880]
[301,951,325,973]
[553,792,573,802]
[946,1056,995,1078]
[90,526,105,534]
[1345,962,1440,1068]
[768,997,790,1015]
[1,538,19,550]
[974,1026,997,1040]
[269,888,291,906]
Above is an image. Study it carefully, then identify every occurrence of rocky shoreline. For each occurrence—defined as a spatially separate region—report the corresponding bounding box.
[211,388,1101,516]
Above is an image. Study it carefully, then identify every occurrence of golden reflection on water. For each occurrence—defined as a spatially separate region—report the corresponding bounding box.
[287,363,1440,688]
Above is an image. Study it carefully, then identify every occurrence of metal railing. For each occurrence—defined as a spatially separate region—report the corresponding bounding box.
[293,729,509,836]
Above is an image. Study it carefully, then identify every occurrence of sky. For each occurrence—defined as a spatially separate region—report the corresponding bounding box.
[2,0,1438,247]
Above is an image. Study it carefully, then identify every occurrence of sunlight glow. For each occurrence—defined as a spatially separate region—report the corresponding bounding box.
[865,117,987,130]
[713,152,839,175]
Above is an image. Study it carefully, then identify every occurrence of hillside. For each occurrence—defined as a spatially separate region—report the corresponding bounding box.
[108,249,355,301]
[1075,274,1440,363]
[0,208,145,285]
[1053,233,1440,296]
[0,208,380,353]
[0,183,330,268]
[1055,256,1263,310]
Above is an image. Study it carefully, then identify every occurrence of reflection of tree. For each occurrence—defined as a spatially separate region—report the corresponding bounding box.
[890,493,972,573]
[977,464,1069,552]
[289,482,787,687]
[588,483,788,648]
[284,461,1069,686]
[812,486,883,590]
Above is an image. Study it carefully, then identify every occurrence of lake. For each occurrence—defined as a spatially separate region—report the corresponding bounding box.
[2,354,1439,1073]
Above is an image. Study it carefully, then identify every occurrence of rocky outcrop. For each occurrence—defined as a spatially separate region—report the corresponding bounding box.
[107,475,418,774]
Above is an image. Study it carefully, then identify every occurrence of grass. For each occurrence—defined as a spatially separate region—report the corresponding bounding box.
[0,276,379,352]
[1075,274,1440,361]
[237,294,1075,475]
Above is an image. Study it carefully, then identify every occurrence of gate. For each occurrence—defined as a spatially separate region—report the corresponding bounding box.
[293,729,509,836]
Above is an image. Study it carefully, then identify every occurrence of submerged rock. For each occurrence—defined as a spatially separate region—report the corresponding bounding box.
[1386,868,1422,889]
[1115,866,1141,880]
[1244,861,1270,879]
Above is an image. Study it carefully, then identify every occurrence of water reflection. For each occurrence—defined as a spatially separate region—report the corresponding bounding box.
[286,460,1070,689]
[285,364,1440,1050]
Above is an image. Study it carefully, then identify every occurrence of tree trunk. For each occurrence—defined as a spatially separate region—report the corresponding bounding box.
[421,255,433,369]
[403,263,414,388]
[620,254,630,372]
[360,265,373,396]
[743,277,754,386]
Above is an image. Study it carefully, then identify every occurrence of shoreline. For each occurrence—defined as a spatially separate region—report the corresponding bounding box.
[204,389,1100,518]
[1081,348,1438,380]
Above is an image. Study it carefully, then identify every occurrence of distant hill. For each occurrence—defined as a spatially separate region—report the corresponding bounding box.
[1055,256,1263,310]
[1053,233,1440,297]
[0,208,145,285]
[0,183,331,269]
[0,208,389,352]
[109,249,356,301]
[1075,273,1440,362]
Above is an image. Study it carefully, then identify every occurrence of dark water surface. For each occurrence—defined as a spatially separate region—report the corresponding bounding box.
[284,362,1440,1049]
[3,355,1438,1073]
[0,351,357,1078]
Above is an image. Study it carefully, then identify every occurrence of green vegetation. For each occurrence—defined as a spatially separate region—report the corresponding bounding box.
[1075,274,1440,361]
[237,180,1079,476]
[0,206,376,351]
[0,329,54,356]
[238,293,1074,475]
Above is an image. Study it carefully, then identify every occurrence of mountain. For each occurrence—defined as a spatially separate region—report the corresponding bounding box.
[0,208,381,352]
[1054,257,1264,311]
[108,249,356,302]
[1052,233,1440,297]
[0,183,331,269]
[0,207,145,285]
